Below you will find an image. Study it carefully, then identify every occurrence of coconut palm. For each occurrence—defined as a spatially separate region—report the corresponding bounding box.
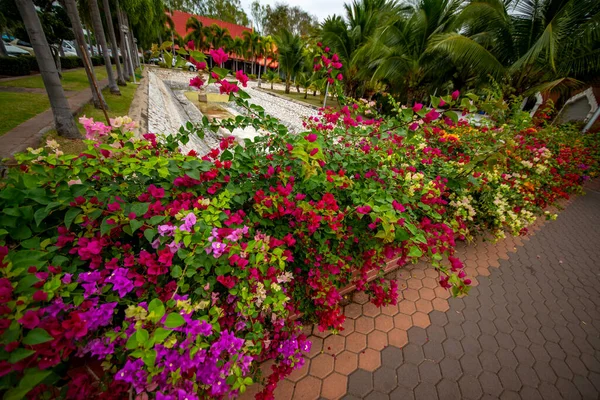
[185,16,206,50]
[102,0,126,85]
[429,0,600,96]
[63,0,108,108]
[209,24,231,50]
[231,36,246,71]
[89,0,120,94]
[274,29,305,93]
[242,30,261,75]
[14,0,80,138]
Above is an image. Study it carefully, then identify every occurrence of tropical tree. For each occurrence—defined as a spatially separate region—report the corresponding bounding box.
[274,29,304,93]
[231,36,245,71]
[242,30,260,74]
[321,0,400,97]
[429,0,600,96]
[89,0,120,94]
[14,0,80,138]
[185,16,206,50]
[63,0,108,108]
[102,0,126,85]
[209,24,231,50]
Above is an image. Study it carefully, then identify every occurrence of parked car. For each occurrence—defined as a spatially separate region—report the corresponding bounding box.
[4,43,30,56]
[9,39,34,55]
[62,41,78,57]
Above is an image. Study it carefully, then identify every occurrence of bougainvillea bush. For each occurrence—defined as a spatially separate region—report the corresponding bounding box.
[0,47,598,399]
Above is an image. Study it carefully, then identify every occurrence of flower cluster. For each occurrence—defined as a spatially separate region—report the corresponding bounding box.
[1,58,598,400]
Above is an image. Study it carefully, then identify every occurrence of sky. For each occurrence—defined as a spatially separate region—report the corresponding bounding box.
[240,0,346,23]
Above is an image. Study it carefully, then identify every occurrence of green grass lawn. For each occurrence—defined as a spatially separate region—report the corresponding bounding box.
[45,78,140,155]
[0,92,50,136]
[264,88,340,109]
[0,66,114,91]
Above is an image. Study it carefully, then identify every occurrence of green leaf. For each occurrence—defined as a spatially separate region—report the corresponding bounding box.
[164,312,185,328]
[431,96,440,108]
[144,229,156,243]
[34,208,50,227]
[100,217,113,237]
[11,225,32,240]
[64,208,82,229]
[147,299,166,323]
[136,329,150,344]
[160,41,173,50]
[22,328,54,345]
[394,229,410,242]
[213,67,229,79]
[444,111,459,123]
[8,348,35,363]
[148,216,166,224]
[171,265,183,278]
[131,203,150,217]
[130,219,144,233]
[142,350,157,367]
[152,328,171,344]
[4,368,52,400]
[125,334,138,350]
[189,50,206,61]
[408,246,423,258]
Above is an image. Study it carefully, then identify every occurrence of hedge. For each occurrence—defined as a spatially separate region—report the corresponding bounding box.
[0,56,30,76]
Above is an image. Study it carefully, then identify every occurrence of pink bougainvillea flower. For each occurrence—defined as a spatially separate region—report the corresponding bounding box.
[305,133,317,142]
[356,205,372,214]
[409,122,419,131]
[195,61,207,70]
[332,53,339,62]
[187,40,195,50]
[336,73,343,81]
[332,62,343,69]
[210,48,228,65]
[412,103,423,112]
[314,64,322,71]
[392,200,406,212]
[451,90,460,100]
[235,70,249,87]
[218,80,239,95]
[309,148,319,156]
[189,76,204,89]
[324,47,330,52]
[439,98,446,107]
[425,109,441,122]
[19,310,40,329]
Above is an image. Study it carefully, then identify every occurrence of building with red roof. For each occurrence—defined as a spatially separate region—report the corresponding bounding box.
[168,10,277,70]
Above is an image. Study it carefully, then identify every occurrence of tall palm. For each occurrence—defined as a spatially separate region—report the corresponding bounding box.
[357,0,463,102]
[15,0,80,138]
[62,0,108,108]
[89,0,120,94]
[429,0,600,96]
[258,35,275,87]
[243,30,261,75]
[274,29,305,93]
[321,0,400,97]
[102,0,126,86]
[116,0,131,79]
[185,17,206,50]
[209,24,231,50]
[231,37,245,71]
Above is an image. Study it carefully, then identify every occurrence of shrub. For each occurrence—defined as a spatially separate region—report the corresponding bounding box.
[18,55,39,72]
[1,49,598,399]
[0,56,30,76]
[90,56,104,66]
[60,56,84,70]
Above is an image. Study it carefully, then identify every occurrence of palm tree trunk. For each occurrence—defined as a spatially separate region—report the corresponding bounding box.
[62,0,107,108]
[257,57,262,87]
[59,40,65,57]
[0,38,7,56]
[126,15,138,69]
[101,0,125,86]
[285,75,291,94]
[84,24,95,56]
[89,0,120,95]
[116,1,131,79]
[304,87,308,99]
[15,0,80,138]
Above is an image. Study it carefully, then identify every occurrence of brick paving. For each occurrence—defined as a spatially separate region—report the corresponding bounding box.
[239,181,600,399]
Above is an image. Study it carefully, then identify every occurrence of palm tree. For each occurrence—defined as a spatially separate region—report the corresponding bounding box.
[231,37,245,71]
[274,29,305,94]
[321,0,400,97]
[209,24,232,50]
[242,30,261,75]
[89,0,120,94]
[102,0,126,85]
[15,0,80,138]
[62,0,108,109]
[185,17,206,50]
[116,0,131,79]
[429,0,600,96]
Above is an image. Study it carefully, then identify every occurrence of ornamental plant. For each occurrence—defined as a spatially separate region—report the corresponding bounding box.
[0,50,598,399]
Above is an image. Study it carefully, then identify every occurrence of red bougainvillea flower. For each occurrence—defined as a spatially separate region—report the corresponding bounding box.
[305,134,317,142]
[210,48,229,65]
[235,70,249,87]
[425,109,441,122]
[336,73,343,81]
[189,76,204,89]
[314,64,322,71]
[309,148,319,156]
[439,98,446,107]
[187,40,195,50]
[413,103,423,112]
[356,205,372,214]
[195,61,207,70]
[392,200,406,212]
[409,122,419,131]
[451,90,460,100]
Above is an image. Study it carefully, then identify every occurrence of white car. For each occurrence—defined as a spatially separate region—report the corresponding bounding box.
[4,43,30,56]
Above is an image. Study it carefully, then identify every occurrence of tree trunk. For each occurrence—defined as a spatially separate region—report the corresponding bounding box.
[0,37,7,56]
[101,0,125,86]
[285,76,291,94]
[116,1,131,80]
[257,57,262,87]
[89,0,120,94]
[304,87,308,99]
[271,81,273,90]
[59,39,65,57]
[15,0,80,138]
[51,45,62,77]
[126,15,138,69]
[85,25,95,56]
[62,0,106,108]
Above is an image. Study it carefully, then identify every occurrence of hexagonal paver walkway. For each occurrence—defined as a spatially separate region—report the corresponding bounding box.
[240,181,600,399]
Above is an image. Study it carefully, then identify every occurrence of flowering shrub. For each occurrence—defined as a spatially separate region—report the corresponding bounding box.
[0,54,598,399]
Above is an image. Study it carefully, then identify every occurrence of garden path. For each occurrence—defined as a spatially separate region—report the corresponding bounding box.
[241,180,600,399]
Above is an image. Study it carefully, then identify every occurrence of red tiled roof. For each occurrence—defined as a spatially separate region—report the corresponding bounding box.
[170,10,252,40]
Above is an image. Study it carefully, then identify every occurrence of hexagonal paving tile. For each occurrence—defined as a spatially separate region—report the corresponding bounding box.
[334,350,358,375]
[355,317,375,335]
[324,334,345,356]
[388,328,409,348]
[320,372,348,400]
[359,348,382,371]
[346,332,367,354]
[310,353,335,379]
[294,376,322,400]
[367,330,388,351]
